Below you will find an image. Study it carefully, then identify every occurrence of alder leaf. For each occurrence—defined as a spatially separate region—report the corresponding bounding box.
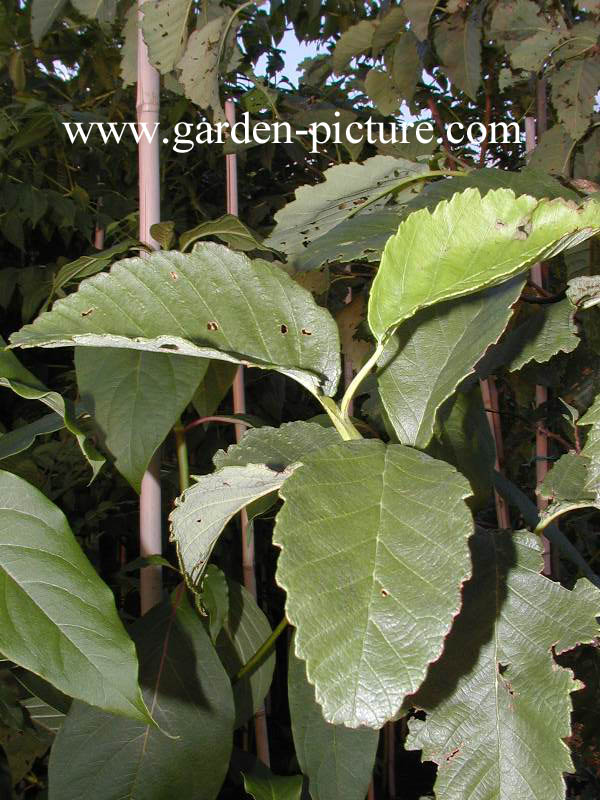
[434,9,482,101]
[170,463,294,589]
[331,20,377,72]
[10,243,341,397]
[180,214,273,253]
[274,439,474,729]
[406,529,599,800]
[71,0,116,23]
[403,0,438,40]
[243,771,303,800]
[215,579,276,729]
[389,31,420,105]
[141,0,193,74]
[120,4,137,86]
[265,156,426,267]
[364,69,401,115]
[505,299,579,372]
[176,13,235,123]
[539,451,594,505]
[48,592,234,800]
[0,339,104,478]
[0,470,149,723]
[579,395,600,503]
[550,56,600,141]
[75,348,207,492]
[288,646,379,800]
[30,0,67,45]
[368,188,600,342]
[378,278,525,448]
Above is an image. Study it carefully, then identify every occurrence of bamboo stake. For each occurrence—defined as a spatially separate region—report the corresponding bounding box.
[137,0,163,614]
[225,98,270,767]
[525,109,553,578]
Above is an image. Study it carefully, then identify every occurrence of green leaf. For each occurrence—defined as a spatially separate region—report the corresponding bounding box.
[10,244,342,397]
[491,0,567,71]
[331,20,376,72]
[192,360,238,417]
[434,9,482,101]
[201,564,229,643]
[288,647,379,800]
[120,4,138,86]
[0,723,52,787]
[31,0,67,45]
[20,696,66,735]
[243,770,303,800]
[215,579,275,729]
[48,592,234,800]
[170,463,294,589]
[13,669,71,716]
[505,299,579,372]
[579,395,600,503]
[389,32,420,106]
[539,451,594,504]
[176,13,235,123]
[75,348,206,492]
[265,156,426,267]
[377,278,525,448]
[0,470,149,722]
[149,221,176,250]
[141,0,193,74]
[372,7,407,53]
[71,0,116,23]
[0,340,104,479]
[274,439,474,728]
[529,125,575,176]
[180,214,274,253]
[368,188,600,342]
[48,239,140,308]
[295,212,401,272]
[550,56,600,141]
[0,412,64,460]
[406,529,599,800]
[364,69,400,115]
[403,0,437,39]
[568,275,600,309]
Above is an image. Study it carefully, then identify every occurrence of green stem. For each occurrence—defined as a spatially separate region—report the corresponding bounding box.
[344,169,468,221]
[318,395,363,441]
[173,419,190,492]
[340,341,386,422]
[233,617,288,684]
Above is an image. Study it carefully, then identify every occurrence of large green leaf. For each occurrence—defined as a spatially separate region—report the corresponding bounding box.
[192,360,238,417]
[243,770,303,800]
[274,439,473,728]
[180,214,274,253]
[264,156,426,267]
[48,592,234,800]
[10,243,341,397]
[141,0,193,74]
[580,394,600,503]
[0,412,64,460]
[288,647,379,800]
[1,338,104,478]
[406,529,599,800]
[502,299,579,373]
[331,20,376,72]
[377,278,524,448]
[30,0,67,44]
[403,0,437,39]
[368,189,600,342]
[0,470,149,722]
[71,0,116,23]
[170,463,294,589]
[75,348,206,492]
[215,579,275,729]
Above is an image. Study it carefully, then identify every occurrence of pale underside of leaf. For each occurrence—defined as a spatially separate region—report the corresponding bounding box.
[142,0,193,74]
[274,439,474,729]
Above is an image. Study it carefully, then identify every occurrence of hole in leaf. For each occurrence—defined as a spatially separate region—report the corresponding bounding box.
[380,588,389,597]
[207,321,219,331]
[301,328,312,336]
[280,324,288,334]
[80,308,94,317]
[169,271,178,280]
[159,343,179,350]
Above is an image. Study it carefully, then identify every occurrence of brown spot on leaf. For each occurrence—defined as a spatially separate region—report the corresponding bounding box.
[301,328,312,336]
[169,271,178,280]
[280,324,288,334]
[380,588,389,597]
[80,308,94,317]
[207,321,219,331]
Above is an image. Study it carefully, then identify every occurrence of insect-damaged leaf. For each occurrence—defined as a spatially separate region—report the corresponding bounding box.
[274,439,474,728]
[406,529,599,800]
[10,243,341,397]
[368,188,600,342]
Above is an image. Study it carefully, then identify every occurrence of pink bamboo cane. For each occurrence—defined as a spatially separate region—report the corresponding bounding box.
[525,114,553,577]
[225,98,271,766]
[137,0,163,613]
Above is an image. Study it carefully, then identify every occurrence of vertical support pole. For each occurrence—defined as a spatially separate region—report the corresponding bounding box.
[137,0,163,614]
[525,109,553,578]
[225,99,270,767]
[480,376,511,528]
